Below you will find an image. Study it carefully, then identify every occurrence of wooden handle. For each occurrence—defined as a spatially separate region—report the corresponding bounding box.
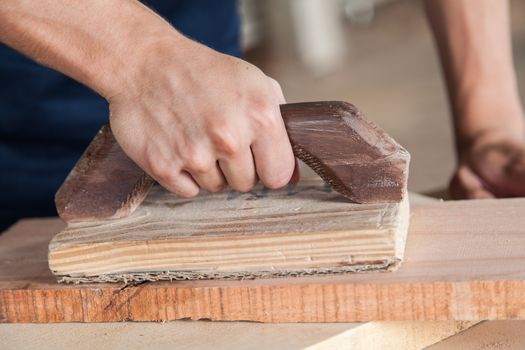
[55,101,410,222]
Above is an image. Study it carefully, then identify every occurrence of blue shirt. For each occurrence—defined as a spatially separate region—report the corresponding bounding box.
[0,0,240,231]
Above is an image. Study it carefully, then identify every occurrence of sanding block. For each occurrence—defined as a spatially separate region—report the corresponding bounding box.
[55,101,410,223]
[49,101,411,283]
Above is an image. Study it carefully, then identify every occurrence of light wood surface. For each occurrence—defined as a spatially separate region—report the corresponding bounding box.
[0,321,476,350]
[2,194,525,322]
[428,321,525,349]
[49,180,409,281]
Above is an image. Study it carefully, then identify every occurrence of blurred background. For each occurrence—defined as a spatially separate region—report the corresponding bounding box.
[239,0,525,195]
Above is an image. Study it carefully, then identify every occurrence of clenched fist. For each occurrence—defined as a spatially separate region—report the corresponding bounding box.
[451,132,525,199]
[0,0,296,199]
[108,37,296,197]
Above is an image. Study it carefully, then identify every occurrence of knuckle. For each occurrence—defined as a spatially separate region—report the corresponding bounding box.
[150,159,175,183]
[252,112,280,132]
[250,95,273,113]
[179,144,211,174]
[268,77,281,89]
[210,127,242,156]
[268,77,284,96]
[185,157,212,174]
[149,159,200,198]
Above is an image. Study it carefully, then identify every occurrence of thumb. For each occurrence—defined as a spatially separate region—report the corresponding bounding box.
[450,165,495,200]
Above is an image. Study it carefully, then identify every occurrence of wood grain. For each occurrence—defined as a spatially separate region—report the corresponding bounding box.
[427,321,525,350]
[55,102,409,222]
[0,321,478,349]
[55,123,154,222]
[282,102,409,203]
[49,179,409,281]
[2,195,525,323]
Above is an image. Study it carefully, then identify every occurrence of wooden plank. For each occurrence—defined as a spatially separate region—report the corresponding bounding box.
[0,321,478,350]
[2,194,525,322]
[427,321,525,349]
[49,179,409,282]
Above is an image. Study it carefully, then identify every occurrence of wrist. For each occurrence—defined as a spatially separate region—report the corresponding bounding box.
[87,3,187,100]
[454,88,525,155]
[105,29,201,104]
[456,118,525,159]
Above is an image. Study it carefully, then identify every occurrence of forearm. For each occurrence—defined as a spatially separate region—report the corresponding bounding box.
[425,0,524,151]
[0,0,183,99]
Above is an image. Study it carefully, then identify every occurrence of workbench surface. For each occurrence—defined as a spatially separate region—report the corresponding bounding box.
[2,195,525,323]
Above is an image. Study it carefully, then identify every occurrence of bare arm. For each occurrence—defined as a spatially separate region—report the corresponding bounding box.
[0,0,165,99]
[0,0,296,197]
[425,0,525,198]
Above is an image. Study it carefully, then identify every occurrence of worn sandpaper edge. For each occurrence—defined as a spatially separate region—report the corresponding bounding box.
[56,259,401,284]
[55,124,155,222]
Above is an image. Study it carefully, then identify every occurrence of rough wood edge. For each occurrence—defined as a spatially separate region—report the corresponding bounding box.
[56,258,401,284]
[55,124,155,222]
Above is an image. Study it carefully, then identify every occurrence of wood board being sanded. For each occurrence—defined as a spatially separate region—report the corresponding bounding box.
[49,179,410,282]
[2,194,525,323]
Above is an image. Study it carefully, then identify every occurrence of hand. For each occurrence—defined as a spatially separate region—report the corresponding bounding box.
[424,0,525,200]
[450,133,525,199]
[108,36,296,197]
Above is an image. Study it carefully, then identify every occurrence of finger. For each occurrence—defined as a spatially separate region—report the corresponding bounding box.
[219,151,257,192]
[457,166,494,199]
[469,188,495,199]
[450,166,495,200]
[289,158,301,184]
[155,169,200,198]
[251,111,295,189]
[189,161,227,193]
